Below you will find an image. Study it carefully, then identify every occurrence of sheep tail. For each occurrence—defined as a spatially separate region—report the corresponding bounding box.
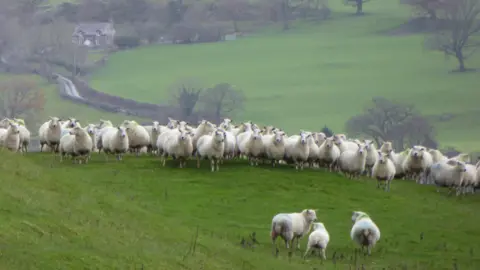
[271,222,283,239]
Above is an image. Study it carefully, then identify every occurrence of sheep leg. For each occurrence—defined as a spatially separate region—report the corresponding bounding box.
[320,248,326,260]
[271,237,278,256]
[216,158,221,171]
[210,158,215,172]
[367,245,372,256]
[303,246,311,259]
[197,156,201,169]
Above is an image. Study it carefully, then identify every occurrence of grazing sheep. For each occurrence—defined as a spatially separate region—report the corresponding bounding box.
[101,126,129,161]
[318,137,341,172]
[39,117,62,152]
[303,222,330,260]
[460,163,477,195]
[84,124,97,152]
[372,151,396,191]
[402,146,433,184]
[271,209,318,256]
[196,129,226,172]
[262,130,287,167]
[306,134,321,168]
[192,120,216,153]
[284,131,312,170]
[429,159,467,195]
[237,129,264,166]
[338,142,368,179]
[0,122,20,152]
[121,120,150,156]
[333,134,359,153]
[222,129,237,160]
[10,118,30,153]
[58,126,93,164]
[350,211,381,256]
[162,129,193,168]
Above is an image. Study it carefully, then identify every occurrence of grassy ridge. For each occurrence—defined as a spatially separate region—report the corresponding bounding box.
[1,150,480,269]
[90,1,480,151]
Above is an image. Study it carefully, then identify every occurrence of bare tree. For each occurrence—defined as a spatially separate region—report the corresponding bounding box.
[200,83,245,120]
[168,78,204,118]
[0,77,45,119]
[425,0,480,71]
[343,0,372,15]
[215,0,250,32]
[345,97,436,150]
[402,0,444,19]
[265,0,306,30]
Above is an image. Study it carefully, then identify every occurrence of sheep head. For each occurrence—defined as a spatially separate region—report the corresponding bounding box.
[301,209,318,223]
[351,211,369,223]
[312,222,325,231]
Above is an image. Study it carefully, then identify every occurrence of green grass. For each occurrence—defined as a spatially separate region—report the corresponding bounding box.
[0,74,149,130]
[1,150,480,269]
[90,1,480,151]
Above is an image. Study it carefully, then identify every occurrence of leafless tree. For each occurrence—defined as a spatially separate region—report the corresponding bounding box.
[345,97,436,150]
[215,0,250,32]
[425,0,480,71]
[343,0,372,15]
[200,83,245,120]
[0,77,45,119]
[168,78,204,118]
[402,0,444,19]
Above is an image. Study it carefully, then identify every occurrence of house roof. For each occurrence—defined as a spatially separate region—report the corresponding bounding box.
[73,22,114,36]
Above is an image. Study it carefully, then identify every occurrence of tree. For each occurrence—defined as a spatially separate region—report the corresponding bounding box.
[215,0,250,32]
[0,77,45,119]
[200,83,245,120]
[425,0,480,72]
[321,125,334,137]
[345,97,436,150]
[402,0,445,19]
[264,0,306,30]
[168,78,204,118]
[343,0,371,15]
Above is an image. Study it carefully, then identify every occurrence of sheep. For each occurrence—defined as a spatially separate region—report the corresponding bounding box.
[364,140,378,177]
[5,118,31,153]
[219,118,233,131]
[306,134,321,168]
[284,131,312,170]
[39,117,62,152]
[402,145,433,184]
[61,117,80,129]
[271,209,318,256]
[222,129,237,160]
[237,129,264,166]
[162,129,193,168]
[460,163,477,195]
[0,118,10,128]
[58,126,93,164]
[84,124,97,152]
[101,126,129,161]
[350,211,381,256]
[95,119,114,152]
[303,222,330,260]
[156,127,181,156]
[429,149,448,163]
[429,159,467,196]
[338,142,368,179]
[333,134,359,153]
[385,149,409,179]
[121,120,150,156]
[192,120,216,154]
[196,129,226,172]
[450,153,471,163]
[379,141,393,154]
[318,137,341,172]
[262,130,286,167]
[144,121,161,155]
[372,151,396,191]
[0,122,20,152]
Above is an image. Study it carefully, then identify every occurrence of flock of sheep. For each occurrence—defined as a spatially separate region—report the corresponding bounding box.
[271,209,380,259]
[0,117,478,196]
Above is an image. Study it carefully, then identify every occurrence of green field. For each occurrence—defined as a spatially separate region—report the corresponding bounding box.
[1,150,480,269]
[90,1,480,151]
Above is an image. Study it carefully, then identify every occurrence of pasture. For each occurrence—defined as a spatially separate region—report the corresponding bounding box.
[1,150,480,269]
[90,1,480,151]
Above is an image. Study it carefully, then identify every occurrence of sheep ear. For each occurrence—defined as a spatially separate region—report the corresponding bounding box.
[446,159,457,166]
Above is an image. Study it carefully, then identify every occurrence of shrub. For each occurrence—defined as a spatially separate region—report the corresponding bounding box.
[114,35,141,49]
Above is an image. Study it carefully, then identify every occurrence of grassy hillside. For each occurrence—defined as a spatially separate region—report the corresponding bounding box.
[1,150,480,269]
[90,1,480,151]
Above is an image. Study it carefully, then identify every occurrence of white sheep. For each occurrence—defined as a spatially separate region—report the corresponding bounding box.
[58,126,93,164]
[162,129,193,168]
[284,131,312,170]
[10,118,30,153]
[318,137,341,172]
[262,130,286,167]
[84,124,97,152]
[192,120,216,154]
[338,142,368,179]
[61,117,80,129]
[429,149,448,163]
[333,134,359,153]
[271,209,318,256]
[350,211,381,256]
[460,163,477,195]
[144,121,160,154]
[196,129,226,172]
[219,118,233,131]
[237,129,264,166]
[303,222,330,260]
[313,132,327,147]
[121,120,150,156]
[364,140,378,177]
[379,141,393,154]
[385,149,410,179]
[306,133,321,168]
[429,159,467,196]
[101,126,129,161]
[222,129,237,160]
[95,120,114,153]
[372,151,396,191]
[0,122,20,152]
[402,145,433,184]
[156,127,181,156]
[39,117,62,152]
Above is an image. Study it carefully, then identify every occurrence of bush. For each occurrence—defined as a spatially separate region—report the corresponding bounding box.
[114,36,141,49]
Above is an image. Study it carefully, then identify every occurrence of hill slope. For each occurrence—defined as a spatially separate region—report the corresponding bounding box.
[90,1,480,151]
[1,151,480,269]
